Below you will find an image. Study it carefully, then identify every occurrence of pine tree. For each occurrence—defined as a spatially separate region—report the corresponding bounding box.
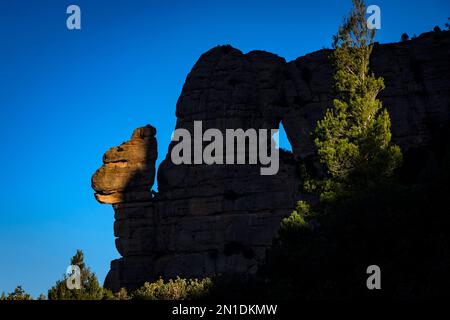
[37,293,47,300]
[48,250,105,300]
[3,286,32,300]
[314,0,402,199]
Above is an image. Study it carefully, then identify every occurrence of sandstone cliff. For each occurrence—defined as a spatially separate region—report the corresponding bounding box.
[92,31,450,292]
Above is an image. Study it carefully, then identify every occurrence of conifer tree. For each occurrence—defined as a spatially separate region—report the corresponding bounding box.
[314,0,402,199]
[2,286,32,300]
[48,249,104,300]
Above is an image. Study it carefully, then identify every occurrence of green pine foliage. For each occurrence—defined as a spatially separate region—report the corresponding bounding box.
[1,286,32,300]
[257,0,450,300]
[47,250,105,300]
[314,0,402,199]
[36,293,47,300]
[278,201,312,242]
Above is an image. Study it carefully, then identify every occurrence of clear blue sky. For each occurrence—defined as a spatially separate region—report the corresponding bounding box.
[0,0,448,297]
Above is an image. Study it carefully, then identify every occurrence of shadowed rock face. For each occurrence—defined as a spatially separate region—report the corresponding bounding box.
[92,31,450,292]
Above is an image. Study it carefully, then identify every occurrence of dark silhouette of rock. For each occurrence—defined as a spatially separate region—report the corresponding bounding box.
[92,31,450,292]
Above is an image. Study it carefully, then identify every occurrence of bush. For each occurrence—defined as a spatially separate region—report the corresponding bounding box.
[279,201,311,241]
[114,288,130,300]
[132,277,212,300]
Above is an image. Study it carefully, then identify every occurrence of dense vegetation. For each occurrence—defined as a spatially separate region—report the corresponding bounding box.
[208,0,450,300]
[261,143,450,299]
[1,250,214,300]
[257,0,450,299]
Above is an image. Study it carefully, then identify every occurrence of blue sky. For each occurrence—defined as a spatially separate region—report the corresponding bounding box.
[0,0,448,297]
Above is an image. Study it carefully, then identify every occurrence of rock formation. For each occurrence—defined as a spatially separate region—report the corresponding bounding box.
[92,125,157,204]
[92,31,450,292]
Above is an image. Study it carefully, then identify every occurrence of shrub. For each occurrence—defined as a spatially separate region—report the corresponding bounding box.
[132,277,212,300]
[279,201,311,236]
[114,288,130,300]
